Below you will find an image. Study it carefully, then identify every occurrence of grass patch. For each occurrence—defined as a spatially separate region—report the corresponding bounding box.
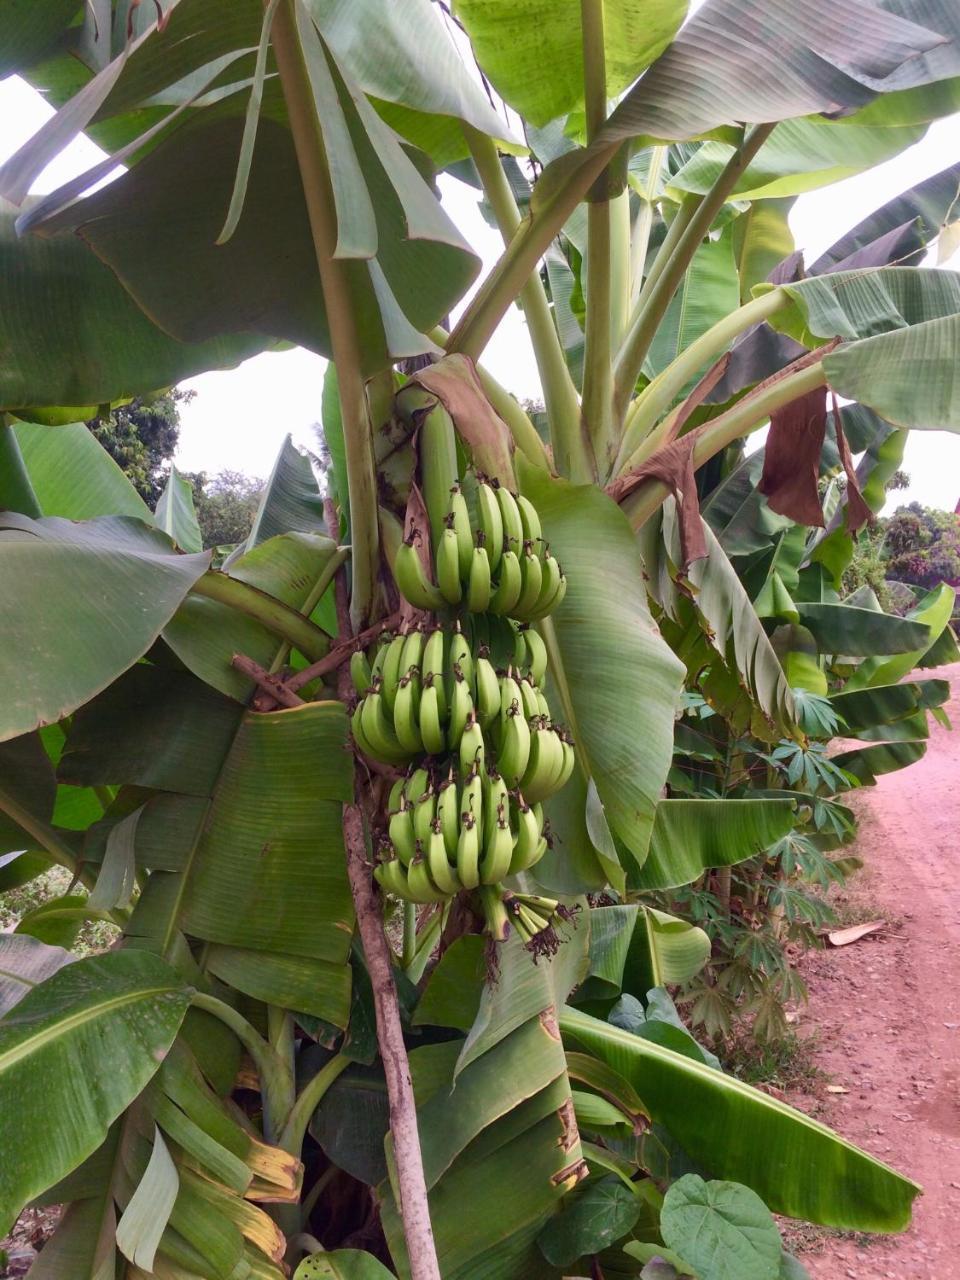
[722,1029,826,1092]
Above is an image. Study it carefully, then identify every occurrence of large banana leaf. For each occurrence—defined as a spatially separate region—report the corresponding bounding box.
[576,905,711,1002]
[0,0,84,78]
[518,464,685,867]
[634,797,798,891]
[845,583,955,689]
[638,502,795,740]
[243,436,328,551]
[832,739,927,784]
[0,514,209,743]
[0,209,265,414]
[0,950,190,1235]
[794,603,932,657]
[454,0,686,128]
[0,933,75,1017]
[559,1007,919,1231]
[8,422,151,522]
[830,679,949,731]
[598,0,954,145]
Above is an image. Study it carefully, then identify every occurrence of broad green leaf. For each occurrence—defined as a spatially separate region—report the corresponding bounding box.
[412,935,486,1032]
[642,908,712,987]
[0,514,209,744]
[644,228,741,386]
[24,1195,119,1280]
[87,807,140,912]
[599,0,951,145]
[456,922,589,1075]
[845,584,955,689]
[308,1062,390,1185]
[668,117,925,202]
[164,530,338,701]
[520,464,685,865]
[15,894,93,948]
[795,603,931,656]
[11,422,151,522]
[559,1008,920,1231]
[538,1175,641,1267]
[155,467,203,555]
[204,945,350,1021]
[295,1251,395,1280]
[0,212,266,414]
[244,436,328,551]
[578,905,710,1002]
[831,739,927,784]
[811,160,960,271]
[660,1175,782,1280]
[0,0,84,77]
[0,950,189,1234]
[824,313,960,431]
[830,680,948,731]
[732,199,795,303]
[635,798,797,892]
[639,502,795,740]
[116,1126,179,1271]
[413,1016,567,1188]
[769,267,960,348]
[0,933,75,1018]
[454,0,686,128]
[0,730,56,855]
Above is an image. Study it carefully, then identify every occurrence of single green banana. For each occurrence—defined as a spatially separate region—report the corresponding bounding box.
[479,884,510,941]
[395,538,446,611]
[458,713,485,777]
[407,853,449,903]
[419,402,460,549]
[517,892,559,915]
[522,627,548,685]
[510,800,544,874]
[351,701,379,761]
[449,484,474,578]
[400,625,425,679]
[477,482,504,573]
[448,623,474,694]
[519,677,540,721]
[350,649,373,696]
[389,803,417,866]
[405,767,431,807]
[418,681,447,755]
[521,723,562,802]
[475,656,502,728]
[531,572,567,619]
[436,777,460,858]
[422,628,447,719]
[480,817,515,885]
[413,789,436,847]
[529,553,563,619]
[437,524,464,605]
[427,824,461,895]
[495,483,524,555]
[360,687,409,764]
[498,673,523,737]
[497,703,531,788]
[448,670,474,746]
[516,901,550,938]
[555,734,577,792]
[467,542,492,612]
[370,636,391,683]
[488,549,522,615]
[461,765,483,838]
[375,857,414,900]
[482,768,509,836]
[388,777,406,812]
[380,632,407,713]
[535,688,551,719]
[456,812,481,890]
[513,543,543,619]
[516,492,542,545]
[393,675,424,754]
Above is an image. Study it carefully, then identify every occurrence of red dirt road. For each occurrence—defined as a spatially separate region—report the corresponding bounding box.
[788,664,960,1279]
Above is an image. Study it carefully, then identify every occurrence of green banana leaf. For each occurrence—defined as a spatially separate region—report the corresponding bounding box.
[8,422,151,522]
[559,1007,920,1232]
[242,435,329,552]
[639,501,795,740]
[794,603,932,657]
[519,463,685,866]
[155,466,203,555]
[0,933,75,1017]
[831,740,927,784]
[575,905,710,1006]
[845,584,955,690]
[0,950,190,1235]
[454,0,686,129]
[0,0,83,78]
[830,680,949,731]
[0,211,266,414]
[0,513,209,743]
[635,797,798,891]
[295,1251,395,1279]
[732,198,795,303]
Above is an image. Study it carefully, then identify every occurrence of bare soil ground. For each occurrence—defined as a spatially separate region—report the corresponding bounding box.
[783,663,960,1279]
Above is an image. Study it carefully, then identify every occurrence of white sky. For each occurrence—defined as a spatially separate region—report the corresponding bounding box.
[2,73,960,512]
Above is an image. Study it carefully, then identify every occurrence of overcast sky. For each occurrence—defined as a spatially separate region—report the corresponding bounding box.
[2,71,960,512]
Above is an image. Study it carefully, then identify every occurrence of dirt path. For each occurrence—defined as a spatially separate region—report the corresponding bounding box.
[786,664,960,1279]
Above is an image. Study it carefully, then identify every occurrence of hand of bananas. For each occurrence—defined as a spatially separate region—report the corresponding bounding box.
[373,766,572,952]
[393,479,566,620]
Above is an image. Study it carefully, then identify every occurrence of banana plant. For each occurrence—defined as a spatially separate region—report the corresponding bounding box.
[1,2,960,1278]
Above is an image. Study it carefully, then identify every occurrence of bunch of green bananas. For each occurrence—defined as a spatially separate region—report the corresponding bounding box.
[373,765,550,901]
[393,479,566,620]
[350,626,574,804]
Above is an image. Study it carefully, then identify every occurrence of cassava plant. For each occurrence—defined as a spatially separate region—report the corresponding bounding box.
[2,2,960,1278]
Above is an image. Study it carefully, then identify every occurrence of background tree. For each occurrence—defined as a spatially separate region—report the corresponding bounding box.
[87,390,189,503]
